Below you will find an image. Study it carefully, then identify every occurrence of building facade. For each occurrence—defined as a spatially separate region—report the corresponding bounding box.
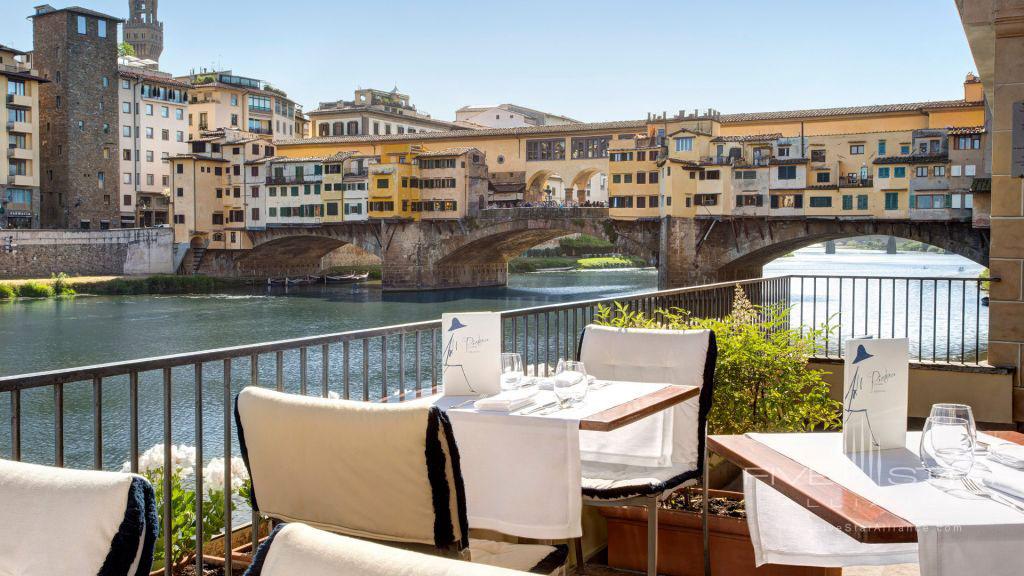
[309,88,461,138]
[32,4,123,229]
[123,0,163,63]
[1,44,46,229]
[177,70,300,142]
[455,103,580,129]
[117,57,189,226]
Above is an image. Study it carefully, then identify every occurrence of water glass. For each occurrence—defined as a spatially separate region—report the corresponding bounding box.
[500,353,524,390]
[929,403,982,453]
[554,360,588,407]
[919,416,975,479]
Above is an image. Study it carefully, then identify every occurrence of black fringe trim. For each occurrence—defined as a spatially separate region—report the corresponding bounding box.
[436,409,470,550]
[98,476,157,576]
[234,391,260,513]
[425,406,458,549]
[243,522,286,576]
[580,330,719,501]
[529,544,569,575]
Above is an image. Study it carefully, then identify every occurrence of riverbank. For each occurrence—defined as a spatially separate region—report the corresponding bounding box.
[0,274,246,299]
[509,255,648,272]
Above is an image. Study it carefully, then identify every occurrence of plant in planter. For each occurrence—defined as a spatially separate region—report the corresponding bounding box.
[593,286,842,576]
[122,445,250,568]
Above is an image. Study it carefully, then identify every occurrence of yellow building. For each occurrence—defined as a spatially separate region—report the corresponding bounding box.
[369,144,422,219]
[176,71,300,142]
[607,136,661,219]
[1,44,45,228]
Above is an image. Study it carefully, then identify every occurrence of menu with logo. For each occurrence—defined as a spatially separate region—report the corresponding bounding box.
[842,338,909,453]
[441,312,502,397]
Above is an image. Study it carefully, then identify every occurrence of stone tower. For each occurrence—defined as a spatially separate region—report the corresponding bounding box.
[124,0,163,62]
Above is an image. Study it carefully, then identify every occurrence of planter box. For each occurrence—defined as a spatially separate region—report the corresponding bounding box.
[599,489,839,576]
[149,521,270,575]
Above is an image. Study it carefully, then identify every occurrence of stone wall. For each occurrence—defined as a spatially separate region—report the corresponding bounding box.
[0,228,173,278]
[320,244,382,269]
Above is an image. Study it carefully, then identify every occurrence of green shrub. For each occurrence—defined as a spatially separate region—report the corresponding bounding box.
[18,281,55,298]
[594,285,840,435]
[51,272,76,296]
[0,284,16,299]
[576,256,646,269]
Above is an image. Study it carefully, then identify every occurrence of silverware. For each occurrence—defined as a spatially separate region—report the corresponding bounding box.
[539,404,569,416]
[451,398,477,409]
[520,401,557,415]
[961,477,1024,514]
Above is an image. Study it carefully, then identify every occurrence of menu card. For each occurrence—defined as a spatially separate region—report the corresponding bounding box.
[441,312,501,396]
[842,338,909,453]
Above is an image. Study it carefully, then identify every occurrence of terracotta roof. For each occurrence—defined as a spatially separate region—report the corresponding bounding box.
[118,67,192,89]
[667,128,712,138]
[169,154,230,163]
[323,151,356,163]
[720,99,981,123]
[656,158,703,169]
[278,119,648,146]
[711,133,783,143]
[873,154,948,165]
[947,126,985,136]
[416,147,481,158]
[769,157,809,165]
[806,184,840,190]
[307,106,462,130]
[0,44,28,56]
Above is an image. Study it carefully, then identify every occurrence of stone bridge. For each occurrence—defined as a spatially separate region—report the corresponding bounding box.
[194,209,988,291]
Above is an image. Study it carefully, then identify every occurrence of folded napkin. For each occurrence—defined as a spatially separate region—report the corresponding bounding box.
[988,443,1024,470]
[983,474,1024,501]
[473,388,538,412]
[553,371,585,387]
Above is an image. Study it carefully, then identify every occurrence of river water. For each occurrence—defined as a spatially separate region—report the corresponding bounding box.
[0,248,986,472]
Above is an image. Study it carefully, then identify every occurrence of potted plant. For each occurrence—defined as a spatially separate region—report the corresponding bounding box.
[595,286,841,576]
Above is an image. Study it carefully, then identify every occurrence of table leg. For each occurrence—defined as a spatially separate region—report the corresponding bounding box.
[702,424,711,576]
[573,537,585,575]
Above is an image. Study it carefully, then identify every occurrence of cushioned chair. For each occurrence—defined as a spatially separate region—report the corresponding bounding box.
[245,522,536,576]
[235,387,568,574]
[0,459,158,576]
[576,325,717,576]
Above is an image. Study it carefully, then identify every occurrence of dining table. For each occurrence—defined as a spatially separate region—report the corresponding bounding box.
[425,380,700,540]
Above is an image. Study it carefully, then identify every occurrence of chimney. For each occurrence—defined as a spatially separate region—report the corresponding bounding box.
[963,72,983,102]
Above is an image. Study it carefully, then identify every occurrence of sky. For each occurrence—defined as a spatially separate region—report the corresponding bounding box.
[0,0,977,122]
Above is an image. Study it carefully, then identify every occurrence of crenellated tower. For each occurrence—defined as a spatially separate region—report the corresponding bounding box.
[124,0,163,62]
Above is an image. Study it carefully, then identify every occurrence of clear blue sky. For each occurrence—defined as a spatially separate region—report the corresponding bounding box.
[1,0,977,122]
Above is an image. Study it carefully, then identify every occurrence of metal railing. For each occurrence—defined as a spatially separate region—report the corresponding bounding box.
[0,273,992,572]
[787,275,989,363]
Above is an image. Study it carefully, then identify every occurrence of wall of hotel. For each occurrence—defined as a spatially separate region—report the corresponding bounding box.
[117,76,188,224]
[1,68,42,228]
[170,158,226,245]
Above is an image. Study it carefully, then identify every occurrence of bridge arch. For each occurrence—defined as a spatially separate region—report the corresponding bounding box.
[659,217,989,288]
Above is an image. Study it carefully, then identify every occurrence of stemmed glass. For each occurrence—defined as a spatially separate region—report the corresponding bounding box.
[930,403,984,454]
[919,416,975,479]
[500,353,524,390]
[554,360,588,407]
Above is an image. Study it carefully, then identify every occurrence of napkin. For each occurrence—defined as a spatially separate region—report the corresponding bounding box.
[473,388,538,412]
[988,443,1024,470]
[983,474,1024,501]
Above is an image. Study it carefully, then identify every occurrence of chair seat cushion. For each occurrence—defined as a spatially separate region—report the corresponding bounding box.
[581,460,700,501]
[249,524,532,575]
[468,539,568,575]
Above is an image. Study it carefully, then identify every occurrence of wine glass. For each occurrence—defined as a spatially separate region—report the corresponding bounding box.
[930,403,983,454]
[919,416,975,479]
[554,360,587,407]
[500,353,524,390]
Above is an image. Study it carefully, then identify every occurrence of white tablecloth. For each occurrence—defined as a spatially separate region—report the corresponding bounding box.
[436,381,672,539]
[744,432,1024,576]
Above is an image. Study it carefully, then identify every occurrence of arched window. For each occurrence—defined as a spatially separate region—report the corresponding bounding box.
[318,123,329,137]
[347,121,359,135]
[333,122,344,136]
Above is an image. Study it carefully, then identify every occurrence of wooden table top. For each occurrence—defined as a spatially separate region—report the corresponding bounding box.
[708,430,1024,544]
[579,384,699,432]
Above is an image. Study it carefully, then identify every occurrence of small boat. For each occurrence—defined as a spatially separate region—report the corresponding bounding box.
[286,277,313,286]
[267,277,288,286]
[324,272,369,284]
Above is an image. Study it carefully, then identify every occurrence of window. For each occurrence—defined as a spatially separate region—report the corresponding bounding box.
[934,166,946,177]
[777,146,790,157]
[176,131,184,142]
[161,129,169,141]
[176,188,184,197]
[809,196,832,208]
[849,144,865,155]
[636,172,646,185]
[694,194,718,206]
[146,150,154,162]
[877,167,891,179]
[912,194,949,209]
[121,101,131,114]
[816,172,831,183]
[894,167,906,178]
[857,195,868,210]
[878,140,886,155]
[955,135,982,150]
[965,165,976,176]
[770,194,803,209]
[810,149,826,162]
[526,138,566,161]
[251,208,260,221]
[636,196,646,209]
[145,127,154,139]
[842,195,853,210]
[608,196,633,208]
[145,104,153,116]
[98,172,105,188]
[376,178,390,189]
[885,192,899,210]
[570,136,611,159]
[161,106,169,118]
[777,165,797,180]
[916,166,928,177]
[675,137,693,152]
[175,109,184,120]
[98,19,107,37]
[736,194,762,207]
[951,165,962,177]
[77,15,87,34]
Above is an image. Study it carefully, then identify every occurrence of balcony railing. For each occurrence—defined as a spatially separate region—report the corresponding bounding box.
[0,274,991,573]
[839,176,874,187]
[248,126,273,135]
[266,174,323,185]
